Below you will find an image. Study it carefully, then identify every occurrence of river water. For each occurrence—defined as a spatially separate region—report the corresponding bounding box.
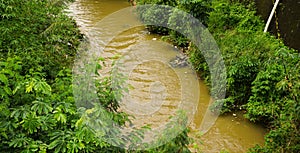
[67,0,266,152]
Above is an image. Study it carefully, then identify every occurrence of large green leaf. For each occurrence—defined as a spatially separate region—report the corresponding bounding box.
[21,112,41,134]
[31,99,53,115]
[0,73,8,85]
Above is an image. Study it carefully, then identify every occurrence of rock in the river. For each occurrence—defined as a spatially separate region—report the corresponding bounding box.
[169,54,189,68]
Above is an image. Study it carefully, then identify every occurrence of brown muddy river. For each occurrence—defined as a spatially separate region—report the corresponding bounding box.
[67,0,266,152]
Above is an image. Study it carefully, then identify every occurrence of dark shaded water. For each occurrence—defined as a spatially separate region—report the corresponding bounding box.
[255,0,300,51]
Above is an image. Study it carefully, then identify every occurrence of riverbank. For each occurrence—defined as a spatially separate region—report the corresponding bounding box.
[0,1,192,152]
[0,0,84,152]
[135,0,300,152]
[0,0,139,152]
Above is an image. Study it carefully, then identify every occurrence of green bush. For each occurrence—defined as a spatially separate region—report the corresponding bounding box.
[137,0,212,48]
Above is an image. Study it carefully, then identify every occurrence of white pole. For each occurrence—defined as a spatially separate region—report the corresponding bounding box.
[264,0,280,33]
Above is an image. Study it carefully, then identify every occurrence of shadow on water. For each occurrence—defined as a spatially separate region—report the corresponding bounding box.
[255,0,300,51]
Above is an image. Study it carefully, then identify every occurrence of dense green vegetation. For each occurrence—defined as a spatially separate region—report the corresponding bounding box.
[0,0,191,152]
[2,0,299,152]
[136,0,300,152]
